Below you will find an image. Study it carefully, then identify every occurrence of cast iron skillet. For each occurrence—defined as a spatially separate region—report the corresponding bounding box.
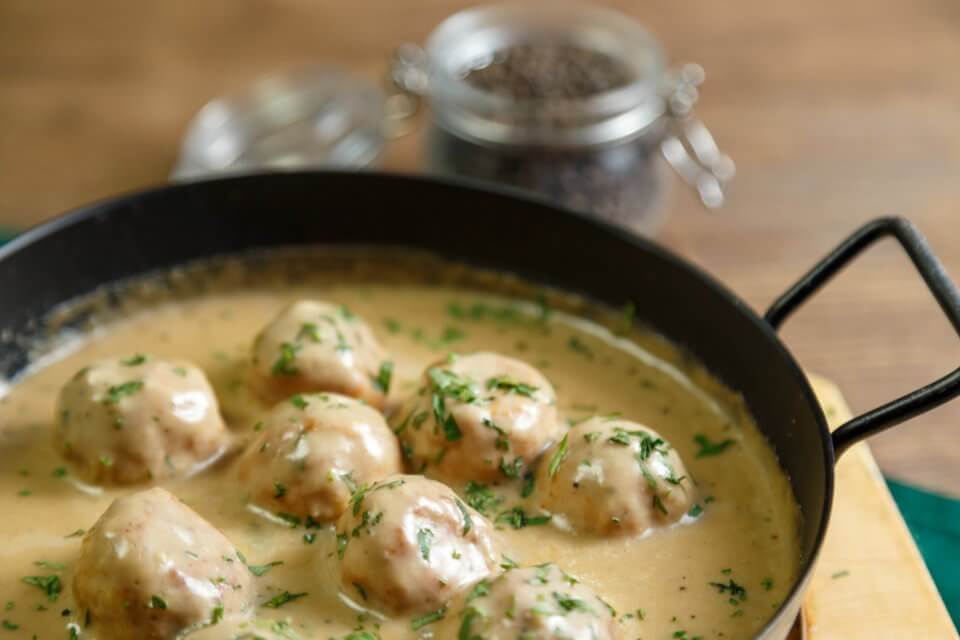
[1,172,958,638]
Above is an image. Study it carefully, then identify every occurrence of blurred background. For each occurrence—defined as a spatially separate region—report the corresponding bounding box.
[2,0,959,568]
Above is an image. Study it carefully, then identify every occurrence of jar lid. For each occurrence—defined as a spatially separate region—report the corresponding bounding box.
[421,4,667,148]
[172,67,387,181]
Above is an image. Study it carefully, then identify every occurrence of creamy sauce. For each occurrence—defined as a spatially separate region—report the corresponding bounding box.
[0,279,800,639]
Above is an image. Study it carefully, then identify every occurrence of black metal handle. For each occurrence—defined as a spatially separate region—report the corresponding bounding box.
[765,217,960,458]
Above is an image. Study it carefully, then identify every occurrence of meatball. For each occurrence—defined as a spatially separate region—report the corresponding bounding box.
[73,488,253,640]
[393,353,561,483]
[435,563,620,640]
[534,417,695,536]
[237,392,402,523]
[336,474,499,614]
[251,300,390,408]
[54,355,230,485]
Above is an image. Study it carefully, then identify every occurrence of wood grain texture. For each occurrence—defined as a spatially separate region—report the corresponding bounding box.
[2,1,960,495]
[806,374,956,639]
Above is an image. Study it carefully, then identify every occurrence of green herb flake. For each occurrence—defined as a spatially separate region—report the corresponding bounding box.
[694,434,736,458]
[688,503,704,518]
[247,560,283,577]
[271,342,301,376]
[33,561,65,571]
[121,354,147,366]
[831,570,850,579]
[417,528,434,561]
[289,395,309,410]
[375,360,394,393]
[710,578,747,603]
[261,590,308,609]
[485,377,539,398]
[547,434,569,478]
[411,605,447,630]
[521,473,536,498]
[65,529,85,538]
[464,481,502,515]
[455,499,473,536]
[495,507,551,529]
[1,620,18,630]
[148,595,167,609]
[21,575,61,602]
[102,380,144,405]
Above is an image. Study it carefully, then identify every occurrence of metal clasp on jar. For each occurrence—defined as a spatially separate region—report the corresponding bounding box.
[660,63,736,209]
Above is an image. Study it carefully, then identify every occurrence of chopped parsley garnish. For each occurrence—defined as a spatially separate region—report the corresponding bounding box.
[271,342,301,376]
[298,322,322,342]
[499,457,523,479]
[273,482,287,498]
[417,528,434,561]
[547,434,569,478]
[348,478,405,516]
[458,606,484,640]
[102,380,143,405]
[428,367,476,441]
[467,580,491,604]
[261,590,308,608]
[694,434,736,458]
[337,533,349,559]
[500,555,519,571]
[121,354,147,366]
[210,603,224,624]
[761,577,774,590]
[411,605,447,630]
[464,481,502,515]
[289,394,309,409]
[455,499,473,535]
[303,532,317,544]
[65,529,85,538]
[831,570,850,579]
[639,434,667,460]
[148,595,167,609]
[553,591,594,614]
[247,560,283,577]
[52,467,68,478]
[481,417,510,451]
[172,366,187,377]
[496,507,551,529]
[22,575,61,602]
[374,360,394,393]
[485,377,538,398]
[688,503,704,518]
[33,561,65,571]
[710,578,747,602]
[521,473,536,498]
[1,620,18,630]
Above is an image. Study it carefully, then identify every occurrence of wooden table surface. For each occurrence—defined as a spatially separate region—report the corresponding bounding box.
[3,1,960,494]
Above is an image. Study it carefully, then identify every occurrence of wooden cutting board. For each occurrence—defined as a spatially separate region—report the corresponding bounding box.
[786,375,957,639]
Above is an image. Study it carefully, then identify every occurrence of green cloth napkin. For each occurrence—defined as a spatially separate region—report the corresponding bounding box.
[887,479,960,628]
[0,229,956,626]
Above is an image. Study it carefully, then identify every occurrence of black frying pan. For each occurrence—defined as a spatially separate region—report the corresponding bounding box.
[1,172,958,638]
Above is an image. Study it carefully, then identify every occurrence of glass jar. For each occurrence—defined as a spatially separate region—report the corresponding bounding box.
[393,4,733,236]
